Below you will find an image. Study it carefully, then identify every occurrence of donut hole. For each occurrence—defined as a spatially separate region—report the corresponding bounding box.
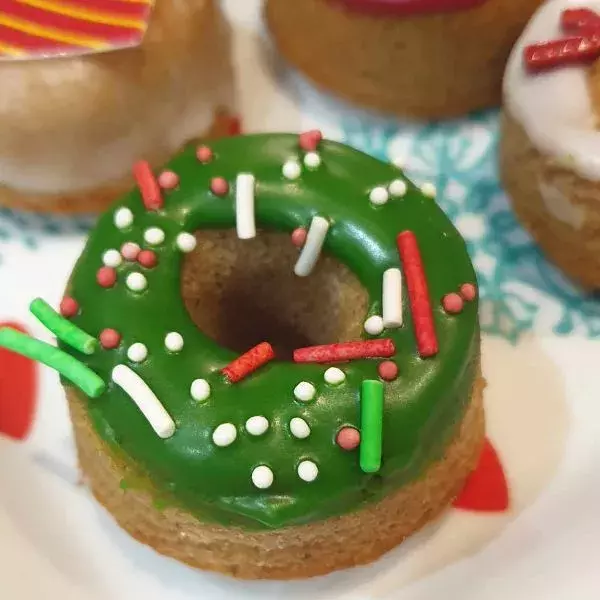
[181,230,369,360]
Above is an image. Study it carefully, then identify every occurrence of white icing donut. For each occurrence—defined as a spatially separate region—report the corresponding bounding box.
[504,0,600,181]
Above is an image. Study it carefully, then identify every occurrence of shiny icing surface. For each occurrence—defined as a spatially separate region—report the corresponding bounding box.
[329,0,489,17]
[64,134,478,530]
[504,0,600,181]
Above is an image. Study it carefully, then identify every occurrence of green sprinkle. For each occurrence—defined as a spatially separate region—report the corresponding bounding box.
[360,379,384,473]
[0,328,106,398]
[30,298,97,355]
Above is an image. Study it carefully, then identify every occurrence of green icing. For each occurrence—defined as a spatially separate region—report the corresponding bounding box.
[62,134,479,530]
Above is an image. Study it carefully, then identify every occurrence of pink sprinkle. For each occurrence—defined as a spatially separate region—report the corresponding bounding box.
[336,427,360,451]
[378,360,399,382]
[59,297,79,318]
[97,267,117,288]
[121,242,140,261]
[460,283,477,302]
[442,293,464,314]
[157,170,179,190]
[99,328,121,349]
[210,177,229,196]
[138,250,158,269]
[299,129,323,151]
[196,145,213,164]
[291,227,307,247]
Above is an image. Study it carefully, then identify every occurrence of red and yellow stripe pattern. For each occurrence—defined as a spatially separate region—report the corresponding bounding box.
[0,0,153,59]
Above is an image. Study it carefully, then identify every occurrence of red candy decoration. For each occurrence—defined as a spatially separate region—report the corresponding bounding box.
[138,250,158,269]
[121,242,140,261]
[442,293,464,314]
[222,342,275,383]
[336,427,361,451]
[210,177,229,196]
[99,329,121,350]
[133,160,163,211]
[299,129,323,152]
[561,8,600,34]
[460,282,477,302]
[377,360,398,381]
[291,227,308,247]
[59,296,79,318]
[294,339,395,364]
[157,170,179,190]
[196,145,213,164]
[97,267,117,288]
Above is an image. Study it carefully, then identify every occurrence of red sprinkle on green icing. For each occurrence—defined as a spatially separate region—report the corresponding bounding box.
[222,342,276,383]
[294,339,395,363]
[158,170,179,190]
[96,267,116,288]
[133,160,163,211]
[59,297,79,318]
[121,242,140,261]
[460,283,477,302]
[99,328,121,349]
[210,177,229,196]
[291,227,307,247]
[336,427,360,450]
[196,145,213,163]
[442,293,464,314]
[138,250,158,269]
[377,360,398,381]
[299,129,323,152]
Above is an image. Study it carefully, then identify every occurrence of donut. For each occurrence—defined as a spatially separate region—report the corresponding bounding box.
[0,0,236,214]
[264,0,543,119]
[501,0,600,289]
[0,133,484,579]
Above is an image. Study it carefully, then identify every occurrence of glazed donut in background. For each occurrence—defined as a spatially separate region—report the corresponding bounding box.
[0,133,484,579]
[501,0,600,290]
[265,0,543,119]
[0,0,236,214]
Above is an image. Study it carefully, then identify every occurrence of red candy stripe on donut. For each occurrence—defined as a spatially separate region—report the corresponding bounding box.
[329,0,489,17]
[293,339,395,364]
[222,342,275,383]
[133,160,163,211]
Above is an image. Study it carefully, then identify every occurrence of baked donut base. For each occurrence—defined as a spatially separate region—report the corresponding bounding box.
[500,110,600,291]
[66,371,485,580]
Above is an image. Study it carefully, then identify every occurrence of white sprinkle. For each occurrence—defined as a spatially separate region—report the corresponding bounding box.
[126,272,147,292]
[144,227,165,245]
[114,207,134,229]
[282,160,301,180]
[324,367,345,385]
[235,173,256,240]
[164,332,184,353]
[304,152,321,169]
[383,268,403,328]
[212,423,237,447]
[245,416,269,436]
[102,249,122,268]
[190,378,211,401]
[391,156,405,169]
[127,343,148,363]
[420,182,437,198]
[364,315,384,335]
[252,465,274,489]
[294,216,329,277]
[369,186,389,206]
[294,381,316,402]
[388,179,407,197]
[297,460,318,482]
[176,232,197,253]
[290,417,310,439]
[111,365,175,439]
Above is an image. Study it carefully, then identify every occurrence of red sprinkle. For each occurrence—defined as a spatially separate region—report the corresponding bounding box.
[525,34,600,72]
[133,160,163,211]
[293,339,395,364]
[291,227,307,247]
[397,231,438,358]
[196,145,213,163]
[336,427,360,451]
[561,8,600,34]
[460,283,477,302]
[378,360,398,382]
[222,342,275,383]
[442,293,464,314]
[99,329,121,349]
[157,170,179,190]
[97,267,117,288]
[210,177,229,196]
[121,242,140,261]
[59,297,79,318]
[138,250,158,269]
[299,129,323,152]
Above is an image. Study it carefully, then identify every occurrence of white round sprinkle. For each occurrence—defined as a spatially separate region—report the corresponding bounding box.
[282,160,301,180]
[212,423,237,447]
[190,378,211,401]
[245,416,269,436]
[364,315,384,335]
[324,367,346,385]
[303,152,321,169]
[388,179,407,197]
[391,156,405,169]
[252,465,274,489]
[102,249,122,268]
[369,186,389,206]
[165,332,184,353]
[176,232,197,253]
[114,207,133,229]
[126,272,147,292]
[294,381,316,402]
[297,460,318,482]
[290,417,310,439]
[127,343,148,363]
[144,227,165,245]
[420,182,437,198]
